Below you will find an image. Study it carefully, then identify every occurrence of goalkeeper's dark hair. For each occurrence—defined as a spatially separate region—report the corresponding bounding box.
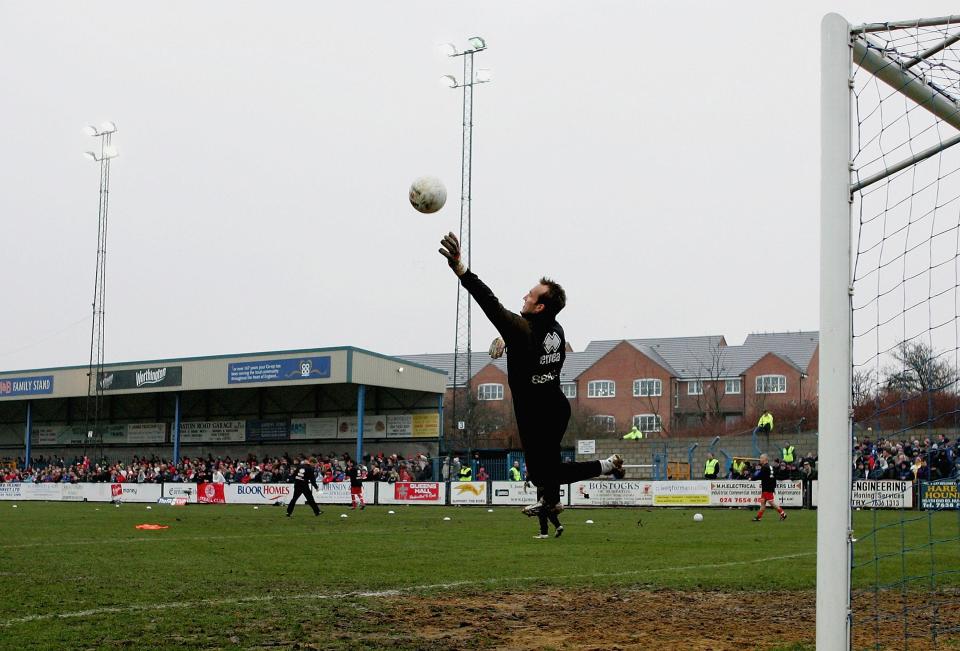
[538,277,566,316]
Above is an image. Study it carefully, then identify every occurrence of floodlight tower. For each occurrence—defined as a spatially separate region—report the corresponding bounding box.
[83,121,118,459]
[440,37,490,452]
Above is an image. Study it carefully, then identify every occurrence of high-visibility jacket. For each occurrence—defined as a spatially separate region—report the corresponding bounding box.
[782,446,795,463]
[623,427,644,440]
[732,459,746,475]
[508,466,522,482]
[458,466,472,481]
[704,458,720,477]
[757,412,774,431]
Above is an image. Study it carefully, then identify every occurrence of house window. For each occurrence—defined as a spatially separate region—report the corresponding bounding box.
[725,378,742,394]
[756,375,787,394]
[477,383,504,401]
[590,415,616,432]
[687,380,703,395]
[561,383,577,398]
[633,414,662,432]
[587,380,616,398]
[633,378,662,397]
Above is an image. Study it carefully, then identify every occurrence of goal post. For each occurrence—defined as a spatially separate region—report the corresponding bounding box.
[819,12,960,650]
[818,13,854,651]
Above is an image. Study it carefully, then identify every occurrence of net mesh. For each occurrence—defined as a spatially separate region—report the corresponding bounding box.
[849,18,960,650]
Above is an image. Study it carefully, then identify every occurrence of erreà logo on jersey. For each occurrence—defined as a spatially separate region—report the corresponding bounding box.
[539,331,562,365]
[543,332,561,354]
[135,368,167,387]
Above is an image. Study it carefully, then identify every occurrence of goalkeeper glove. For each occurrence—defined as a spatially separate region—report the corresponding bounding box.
[439,232,466,276]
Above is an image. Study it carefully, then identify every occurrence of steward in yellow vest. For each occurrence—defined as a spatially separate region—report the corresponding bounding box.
[756,410,774,434]
[703,453,720,479]
[782,444,795,464]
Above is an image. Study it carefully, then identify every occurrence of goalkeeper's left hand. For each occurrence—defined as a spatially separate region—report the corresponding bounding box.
[439,232,466,276]
[488,337,506,359]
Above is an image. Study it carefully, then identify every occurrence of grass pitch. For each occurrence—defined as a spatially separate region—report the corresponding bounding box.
[0,503,957,650]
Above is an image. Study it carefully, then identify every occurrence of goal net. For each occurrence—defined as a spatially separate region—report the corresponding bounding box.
[820,13,960,650]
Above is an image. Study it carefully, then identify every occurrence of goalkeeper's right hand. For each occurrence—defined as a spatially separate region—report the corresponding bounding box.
[488,337,506,359]
[439,232,466,276]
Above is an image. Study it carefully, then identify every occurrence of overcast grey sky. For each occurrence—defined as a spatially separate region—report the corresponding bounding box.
[2,1,957,371]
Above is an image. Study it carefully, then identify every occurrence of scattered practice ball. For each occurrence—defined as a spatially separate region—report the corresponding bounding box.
[487,509,494,513]
[388,510,396,514]
[340,513,348,518]
[146,506,152,510]
[253,506,259,510]
[408,176,447,214]
[693,513,703,522]
[12,504,17,509]
[585,519,594,524]
[443,516,451,521]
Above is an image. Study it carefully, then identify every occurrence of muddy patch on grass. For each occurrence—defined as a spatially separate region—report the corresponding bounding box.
[347,588,960,650]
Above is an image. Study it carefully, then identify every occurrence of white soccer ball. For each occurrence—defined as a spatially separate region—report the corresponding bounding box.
[693,513,703,522]
[340,513,348,518]
[409,176,447,214]
[388,510,395,514]
[146,506,152,510]
[585,519,594,524]
[253,506,259,510]
[443,516,451,521]
[12,504,17,509]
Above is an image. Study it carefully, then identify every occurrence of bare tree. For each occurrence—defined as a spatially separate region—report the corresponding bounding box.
[852,368,877,409]
[885,341,957,395]
[692,340,730,423]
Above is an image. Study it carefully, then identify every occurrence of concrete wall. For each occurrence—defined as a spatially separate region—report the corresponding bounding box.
[578,430,820,479]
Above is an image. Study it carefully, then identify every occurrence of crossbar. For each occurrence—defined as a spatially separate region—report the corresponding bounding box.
[854,15,960,33]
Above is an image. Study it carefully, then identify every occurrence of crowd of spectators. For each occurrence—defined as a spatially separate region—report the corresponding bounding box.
[721,432,960,485]
[3,434,958,486]
[0,450,434,485]
[852,433,959,481]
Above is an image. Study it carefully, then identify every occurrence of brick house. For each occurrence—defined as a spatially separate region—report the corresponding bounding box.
[400,330,819,440]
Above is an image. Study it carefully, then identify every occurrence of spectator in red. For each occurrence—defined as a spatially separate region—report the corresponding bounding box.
[476,466,489,481]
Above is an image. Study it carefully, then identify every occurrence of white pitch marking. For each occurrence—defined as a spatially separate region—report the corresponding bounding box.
[0,552,815,628]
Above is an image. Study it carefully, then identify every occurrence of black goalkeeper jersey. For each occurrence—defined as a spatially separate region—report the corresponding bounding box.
[459,270,566,412]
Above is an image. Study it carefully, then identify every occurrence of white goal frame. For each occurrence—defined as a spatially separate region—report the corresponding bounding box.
[818,13,960,650]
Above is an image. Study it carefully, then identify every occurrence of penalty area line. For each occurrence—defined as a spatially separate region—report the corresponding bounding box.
[0,551,814,628]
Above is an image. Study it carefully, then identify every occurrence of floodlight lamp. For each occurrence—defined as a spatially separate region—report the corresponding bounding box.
[84,125,100,137]
[468,36,486,50]
[103,145,119,159]
[84,151,98,161]
[474,68,492,83]
[441,75,459,88]
[438,42,458,57]
[99,121,117,134]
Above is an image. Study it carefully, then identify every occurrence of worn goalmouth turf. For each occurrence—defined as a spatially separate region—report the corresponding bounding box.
[1,503,957,650]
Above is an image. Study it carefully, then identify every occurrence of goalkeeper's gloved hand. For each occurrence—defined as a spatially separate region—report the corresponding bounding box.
[439,232,466,276]
[488,337,506,359]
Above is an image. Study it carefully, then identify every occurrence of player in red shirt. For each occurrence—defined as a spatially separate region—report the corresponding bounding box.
[346,460,365,510]
[752,453,787,521]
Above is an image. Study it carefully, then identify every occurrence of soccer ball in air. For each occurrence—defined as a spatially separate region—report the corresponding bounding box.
[693,513,704,522]
[408,176,447,214]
